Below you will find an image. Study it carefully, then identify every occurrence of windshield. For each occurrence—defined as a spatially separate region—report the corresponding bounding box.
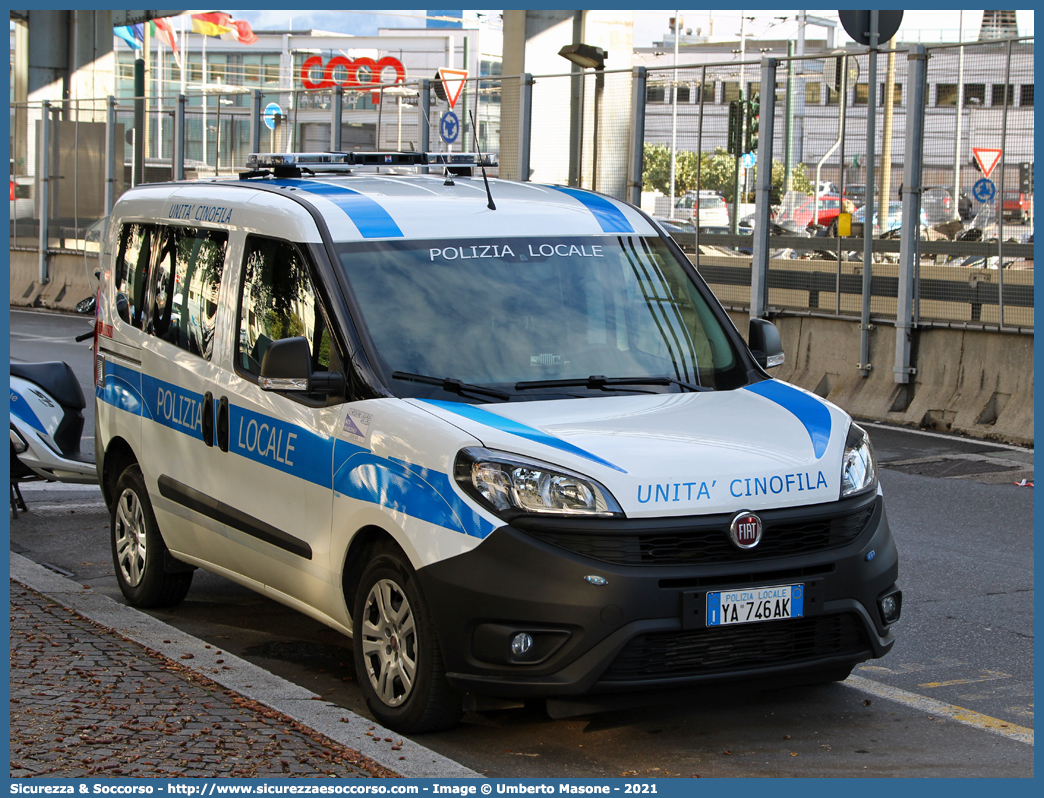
[335,235,749,400]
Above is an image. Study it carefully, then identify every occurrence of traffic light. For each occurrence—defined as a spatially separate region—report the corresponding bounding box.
[1019,162,1034,194]
[745,93,760,153]
[727,100,744,156]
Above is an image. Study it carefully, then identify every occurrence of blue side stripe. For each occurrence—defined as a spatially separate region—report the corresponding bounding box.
[271,178,404,238]
[10,389,47,434]
[333,444,496,539]
[95,365,489,537]
[743,380,832,459]
[549,186,635,233]
[418,399,627,474]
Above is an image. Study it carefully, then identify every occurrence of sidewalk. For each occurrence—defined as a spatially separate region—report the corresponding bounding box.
[10,553,480,780]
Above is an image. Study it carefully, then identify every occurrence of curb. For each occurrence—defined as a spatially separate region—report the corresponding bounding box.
[10,552,481,780]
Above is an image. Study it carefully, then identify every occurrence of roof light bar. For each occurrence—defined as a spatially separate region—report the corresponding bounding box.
[246,151,498,170]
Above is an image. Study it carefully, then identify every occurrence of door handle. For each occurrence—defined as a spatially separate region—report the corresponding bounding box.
[217,396,229,452]
[202,392,214,447]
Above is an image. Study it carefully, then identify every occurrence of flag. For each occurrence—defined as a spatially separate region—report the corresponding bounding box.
[190,12,234,37]
[114,24,142,50]
[190,12,257,45]
[151,18,182,70]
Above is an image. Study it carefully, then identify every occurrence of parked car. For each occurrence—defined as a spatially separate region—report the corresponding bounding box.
[773,191,842,231]
[1000,191,1034,223]
[922,187,958,225]
[675,191,730,226]
[842,184,876,206]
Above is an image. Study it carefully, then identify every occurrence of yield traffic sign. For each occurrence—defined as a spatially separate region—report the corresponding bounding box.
[434,68,468,110]
[972,147,1003,179]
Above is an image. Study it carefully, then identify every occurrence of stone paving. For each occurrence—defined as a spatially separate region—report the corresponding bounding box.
[10,583,401,779]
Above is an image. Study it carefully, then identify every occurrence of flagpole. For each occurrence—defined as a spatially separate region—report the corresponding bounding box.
[202,32,208,168]
[156,29,163,161]
[180,16,186,96]
[144,22,151,162]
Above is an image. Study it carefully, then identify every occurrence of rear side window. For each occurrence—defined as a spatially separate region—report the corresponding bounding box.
[115,223,155,329]
[146,226,228,360]
[236,236,333,379]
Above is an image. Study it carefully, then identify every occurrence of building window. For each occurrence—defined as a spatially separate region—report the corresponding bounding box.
[805,82,822,105]
[992,83,1015,106]
[854,83,869,105]
[963,84,986,106]
[826,85,841,106]
[263,58,281,86]
[722,81,740,103]
[936,83,958,107]
[676,85,691,103]
[1020,84,1033,107]
[646,85,666,103]
[876,81,902,104]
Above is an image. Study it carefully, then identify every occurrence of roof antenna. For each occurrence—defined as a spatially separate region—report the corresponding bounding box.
[469,109,496,210]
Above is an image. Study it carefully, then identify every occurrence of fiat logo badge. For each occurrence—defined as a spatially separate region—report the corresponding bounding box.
[729,511,763,549]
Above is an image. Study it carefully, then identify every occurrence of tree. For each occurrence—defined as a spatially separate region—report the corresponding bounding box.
[642,144,814,202]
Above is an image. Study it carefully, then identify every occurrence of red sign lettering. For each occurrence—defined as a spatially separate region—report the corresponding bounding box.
[299,55,406,94]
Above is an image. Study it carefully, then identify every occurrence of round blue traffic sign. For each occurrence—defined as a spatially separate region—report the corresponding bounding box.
[973,177,996,204]
[741,152,756,169]
[263,102,282,131]
[440,111,459,144]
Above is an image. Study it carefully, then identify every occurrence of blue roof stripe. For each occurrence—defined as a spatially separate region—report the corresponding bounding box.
[419,399,627,474]
[743,380,832,459]
[272,178,404,238]
[549,186,635,233]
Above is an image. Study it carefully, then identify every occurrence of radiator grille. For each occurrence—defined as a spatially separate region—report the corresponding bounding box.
[601,614,870,682]
[525,506,874,566]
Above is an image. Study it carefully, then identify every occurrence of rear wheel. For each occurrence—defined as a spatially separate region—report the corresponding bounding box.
[353,544,461,733]
[111,464,192,608]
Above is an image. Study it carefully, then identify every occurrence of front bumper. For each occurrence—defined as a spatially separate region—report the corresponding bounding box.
[416,491,898,699]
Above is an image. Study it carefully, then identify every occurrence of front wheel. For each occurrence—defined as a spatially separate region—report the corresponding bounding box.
[111,464,192,608]
[353,545,461,733]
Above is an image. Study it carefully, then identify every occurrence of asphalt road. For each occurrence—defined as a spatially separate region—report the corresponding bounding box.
[9,309,1034,777]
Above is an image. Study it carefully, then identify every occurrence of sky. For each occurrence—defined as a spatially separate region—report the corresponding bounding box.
[221,9,1035,45]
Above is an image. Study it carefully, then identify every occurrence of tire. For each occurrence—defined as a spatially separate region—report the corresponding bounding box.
[111,464,192,608]
[353,545,461,733]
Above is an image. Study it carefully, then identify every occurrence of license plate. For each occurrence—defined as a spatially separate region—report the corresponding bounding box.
[707,584,804,627]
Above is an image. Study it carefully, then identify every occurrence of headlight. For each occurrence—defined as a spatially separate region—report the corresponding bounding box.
[841,423,877,497]
[454,447,623,519]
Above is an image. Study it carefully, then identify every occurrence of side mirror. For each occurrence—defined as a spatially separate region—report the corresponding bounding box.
[749,318,785,369]
[259,336,345,395]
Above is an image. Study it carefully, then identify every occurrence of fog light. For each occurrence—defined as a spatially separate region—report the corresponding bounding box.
[511,633,534,657]
[878,591,902,624]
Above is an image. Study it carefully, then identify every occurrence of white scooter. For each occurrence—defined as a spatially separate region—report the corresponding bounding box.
[10,322,98,517]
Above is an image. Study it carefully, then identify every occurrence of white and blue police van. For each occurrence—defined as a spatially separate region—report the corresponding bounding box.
[93,151,900,733]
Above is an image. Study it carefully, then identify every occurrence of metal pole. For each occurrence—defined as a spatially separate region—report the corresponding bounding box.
[693,65,707,257]
[895,45,927,386]
[173,94,185,181]
[953,12,965,212]
[331,88,342,151]
[997,39,1012,327]
[668,10,680,217]
[783,41,795,192]
[419,79,431,173]
[749,58,777,321]
[627,67,647,205]
[104,96,117,215]
[249,89,261,155]
[134,58,145,187]
[859,12,879,378]
[518,73,534,183]
[38,100,51,283]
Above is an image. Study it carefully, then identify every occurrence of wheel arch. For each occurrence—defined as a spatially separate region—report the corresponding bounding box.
[102,436,138,512]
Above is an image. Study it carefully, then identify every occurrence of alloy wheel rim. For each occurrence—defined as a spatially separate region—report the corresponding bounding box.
[361,578,418,707]
[114,487,148,587]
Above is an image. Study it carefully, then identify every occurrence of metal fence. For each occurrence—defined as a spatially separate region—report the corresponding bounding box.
[10,37,1032,332]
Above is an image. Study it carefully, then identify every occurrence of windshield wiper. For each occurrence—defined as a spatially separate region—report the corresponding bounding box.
[392,371,511,401]
[514,375,711,393]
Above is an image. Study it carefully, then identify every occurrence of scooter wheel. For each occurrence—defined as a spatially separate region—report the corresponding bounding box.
[111,464,192,608]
